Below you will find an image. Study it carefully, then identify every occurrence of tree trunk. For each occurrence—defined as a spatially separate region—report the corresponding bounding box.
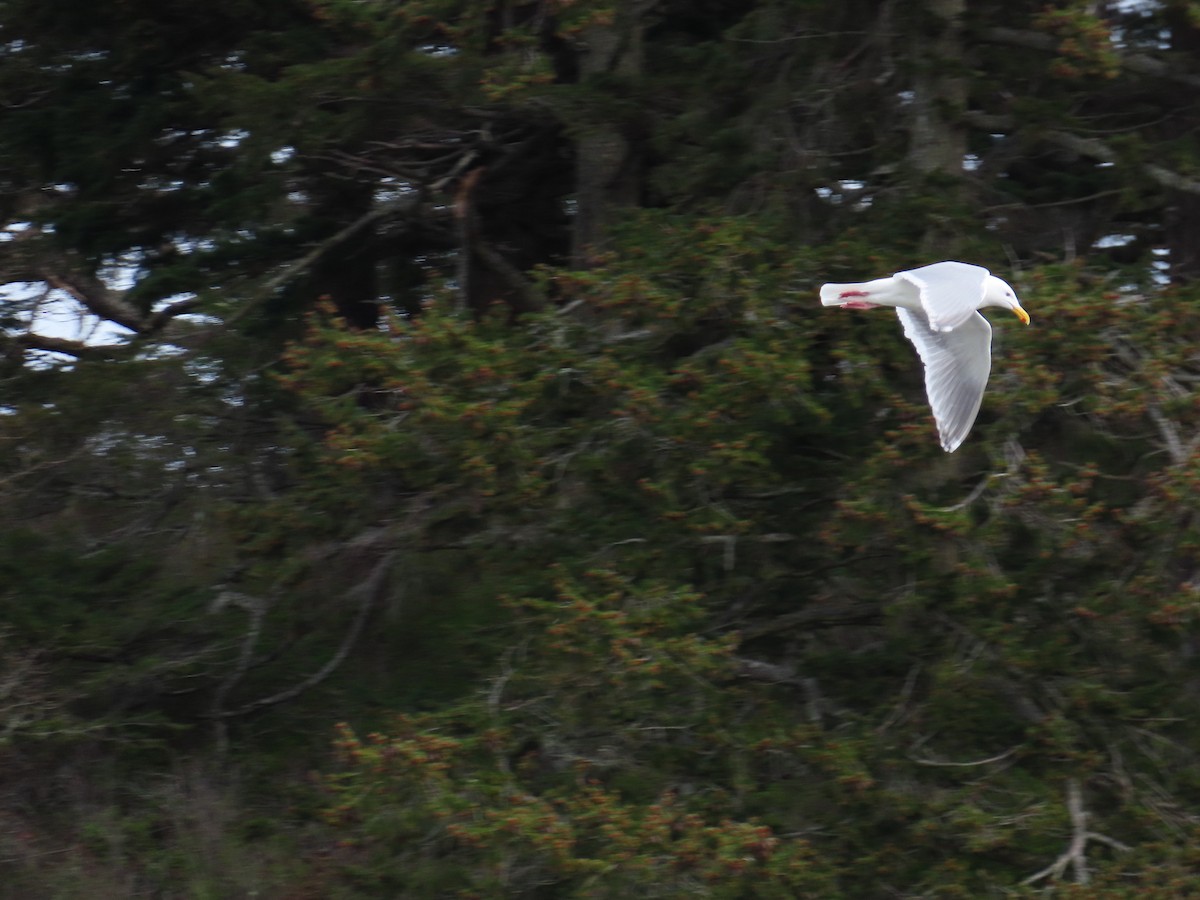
[571,10,645,265]
[908,0,966,177]
[1164,0,1200,281]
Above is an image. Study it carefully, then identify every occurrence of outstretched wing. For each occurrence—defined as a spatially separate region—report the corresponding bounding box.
[896,261,990,333]
[896,307,992,452]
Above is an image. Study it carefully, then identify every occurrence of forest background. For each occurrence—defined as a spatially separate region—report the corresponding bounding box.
[3,0,1200,896]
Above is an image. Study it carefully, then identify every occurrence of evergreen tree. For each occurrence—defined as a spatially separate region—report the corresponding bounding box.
[2,0,1200,895]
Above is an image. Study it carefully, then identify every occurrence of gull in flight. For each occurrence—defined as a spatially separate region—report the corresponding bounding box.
[820,261,1030,452]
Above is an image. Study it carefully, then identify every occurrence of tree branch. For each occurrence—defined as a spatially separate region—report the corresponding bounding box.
[981,26,1200,91]
[910,746,1018,767]
[3,237,198,339]
[6,331,127,360]
[42,272,145,334]
[145,294,203,332]
[249,197,424,312]
[1022,779,1131,887]
[739,600,881,640]
[207,590,268,754]
[471,239,546,313]
[209,551,396,722]
[732,656,800,684]
[962,111,1200,197]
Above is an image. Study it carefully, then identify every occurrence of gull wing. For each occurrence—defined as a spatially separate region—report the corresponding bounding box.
[896,307,992,452]
[896,261,989,333]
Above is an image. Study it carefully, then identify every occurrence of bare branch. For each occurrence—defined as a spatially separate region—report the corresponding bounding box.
[876,664,921,734]
[210,551,396,721]
[5,331,127,360]
[207,590,268,754]
[962,111,1200,197]
[145,294,203,331]
[739,600,881,640]
[4,237,179,337]
[1023,779,1131,887]
[1148,405,1186,467]
[938,474,993,512]
[911,745,1019,767]
[732,656,800,684]
[42,273,145,333]
[246,198,424,316]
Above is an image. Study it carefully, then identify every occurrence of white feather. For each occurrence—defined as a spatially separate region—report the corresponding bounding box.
[820,260,1028,452]
[895,261,989,333]
[896,308,991,452]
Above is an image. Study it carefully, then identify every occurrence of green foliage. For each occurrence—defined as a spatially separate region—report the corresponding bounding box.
[259,218,1200,893]
[1033,5,1122,80]
[324,574,839,898]
[265,216,832,554]
[5,0,1200,896]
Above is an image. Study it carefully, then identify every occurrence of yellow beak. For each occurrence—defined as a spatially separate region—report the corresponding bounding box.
[1013,305,1030,325]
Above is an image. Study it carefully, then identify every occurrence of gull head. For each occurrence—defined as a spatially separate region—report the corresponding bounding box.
[983,275,1030,325]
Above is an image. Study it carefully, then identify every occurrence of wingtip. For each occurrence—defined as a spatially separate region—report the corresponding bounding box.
[941,433,965,453]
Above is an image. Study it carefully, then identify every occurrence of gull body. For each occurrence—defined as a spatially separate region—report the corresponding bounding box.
[819,261,1030,452]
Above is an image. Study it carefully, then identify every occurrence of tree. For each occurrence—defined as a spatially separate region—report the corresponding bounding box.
[4,0,1200,896]
[292,222,1200,896]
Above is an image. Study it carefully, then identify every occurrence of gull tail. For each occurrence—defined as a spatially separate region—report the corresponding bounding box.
[820,282,872,306]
